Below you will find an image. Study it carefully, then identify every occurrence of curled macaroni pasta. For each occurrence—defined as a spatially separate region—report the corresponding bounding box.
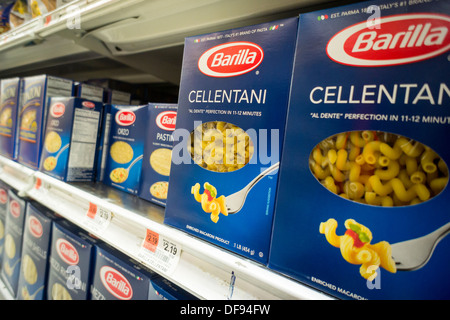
[319,218,396,281]
[310,131,448,206]
[189,121,254,172]
[191,182,228,223]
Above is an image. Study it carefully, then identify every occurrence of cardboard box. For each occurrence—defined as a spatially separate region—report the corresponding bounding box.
[90,242,196,300]
[0,180,9,272]
[39,97,102,182]
[269,0,450,299]
[95,104,112,182]
[164,17,299,264]
[0,189,28,297]
[47,219,99,300]
[0,77,21,160]
[139,103,177,206]
[103,105,147,195]
[17,75,74,170]
[75,83,104,103]
[17,201,59,300]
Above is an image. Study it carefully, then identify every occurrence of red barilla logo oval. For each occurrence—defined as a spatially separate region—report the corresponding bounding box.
[156,111,177,131]
[115,110,136,126]
[100,266,133,300]
[0,188,7,204]
[198,41,264,77]
[29,216,43,238]
[327,13,450,67]
[82,101,95,109]
[51,102,65,118]
[56,238,79,265]
[9,200,20,218]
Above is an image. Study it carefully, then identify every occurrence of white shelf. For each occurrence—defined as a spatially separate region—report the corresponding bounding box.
[0,156,332,300]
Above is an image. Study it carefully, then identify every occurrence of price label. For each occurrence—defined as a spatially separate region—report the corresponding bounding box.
[137,229,181,275]
[83,203,112,234]
[35,178,42,190]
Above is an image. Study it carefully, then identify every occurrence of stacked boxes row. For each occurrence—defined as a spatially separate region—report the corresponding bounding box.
[0,181,196,300]
[0,75,176,207]
[1,0,449,300]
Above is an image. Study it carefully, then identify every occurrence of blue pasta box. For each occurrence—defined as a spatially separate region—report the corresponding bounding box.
[75,83,104,102]
[269,0,450,300]
[39,97,103,182]
[164,17,299,264]
[0,77,21,160]
[90,242,196,300]
[139,103,177,206]
[103,105,147,195]
[17,201,59,300]
[47,219,99,300]
[0,181,9,272]
[0,189,28,298]
[95,104,112,182]
[17,75,74,170]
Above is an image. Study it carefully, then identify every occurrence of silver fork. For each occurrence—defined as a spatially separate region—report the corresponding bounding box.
[391,222,450,271]
[225,162,280,214]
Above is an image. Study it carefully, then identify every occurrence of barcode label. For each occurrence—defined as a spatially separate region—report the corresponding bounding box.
[82,203,112,234]
[137,229,181,275]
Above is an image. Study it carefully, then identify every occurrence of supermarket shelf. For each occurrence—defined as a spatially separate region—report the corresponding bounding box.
[0,156,332,300]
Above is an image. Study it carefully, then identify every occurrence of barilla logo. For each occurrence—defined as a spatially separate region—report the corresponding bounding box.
[9,200,20,218]
[198,42,264,77]
[100,266,133,300]
[50,103,65,118]
[327,13,450,66]
[56,238,79,265]
[115,110,136,126]
[0,188,7,204]
[29,216,43,238]
[82,101,95,109]
[156,111,177,131]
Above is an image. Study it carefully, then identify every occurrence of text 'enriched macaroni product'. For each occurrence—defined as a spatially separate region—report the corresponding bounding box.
[269,0,450,300]
[164,17,299,264]
[39,97,102,182]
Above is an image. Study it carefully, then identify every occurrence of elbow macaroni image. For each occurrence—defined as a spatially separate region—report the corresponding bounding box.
[191,182,228,223]
[310,130,448,207]
[189,121,254,172]
[319,218,396,281]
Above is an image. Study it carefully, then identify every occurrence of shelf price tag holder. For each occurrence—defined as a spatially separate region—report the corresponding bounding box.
[137,229,181,276]
[83,202,112,234]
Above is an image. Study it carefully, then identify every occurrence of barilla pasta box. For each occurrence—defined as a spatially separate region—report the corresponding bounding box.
[75,83,104,102]
[17,201,59,300]
[0,77,21,160]
[164,17,299,264]
[139,103,177,206]
[0,181,9,271]
[17,74,74,170]
[103,105,147,195]
[90,242,196,300]
[47,219,99,300]
[95,104,112,182]
[149,276,198,300]
[0,189,28,297]
[39,97,102,182]
[269,0,450,300]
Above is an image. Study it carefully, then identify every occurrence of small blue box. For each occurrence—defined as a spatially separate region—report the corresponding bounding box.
[103,105,147,195]
[39,97,103,182]
[47,219,99,300]
[17,202,59,300]
[0,77,22,160]
[0,189,28,297]
[17,75,74,170]
[139,103,177,206]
